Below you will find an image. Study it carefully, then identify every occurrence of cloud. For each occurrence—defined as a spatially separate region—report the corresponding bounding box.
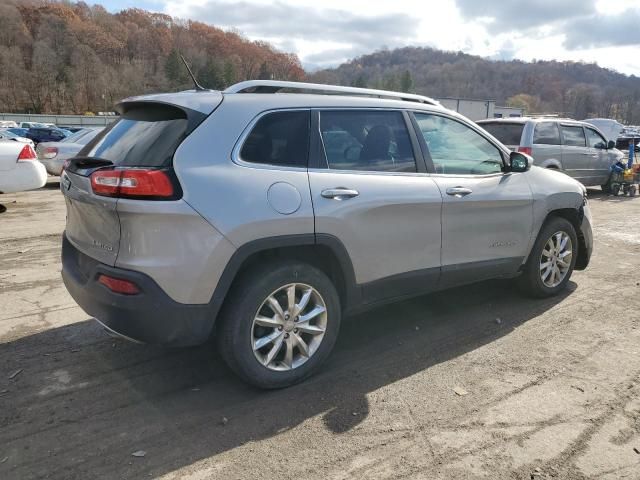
[563,8,640,49]
[454,0,596,30]
[177,0,418,53]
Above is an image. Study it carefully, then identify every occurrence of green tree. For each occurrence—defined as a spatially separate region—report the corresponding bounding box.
[223,60,236,87]
[352,74,367,88]
[400,70,413,93]
[200,59,224,90]
[165,49,186,86]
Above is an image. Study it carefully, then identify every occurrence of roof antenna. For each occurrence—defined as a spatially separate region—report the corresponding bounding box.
[180,54,206,91]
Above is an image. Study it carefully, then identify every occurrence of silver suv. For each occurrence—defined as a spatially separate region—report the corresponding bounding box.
[60,81,593,388]
[477,117,623,189]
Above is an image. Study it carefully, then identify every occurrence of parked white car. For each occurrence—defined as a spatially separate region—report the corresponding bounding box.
[0,140,47,194]
[0,121,18,128]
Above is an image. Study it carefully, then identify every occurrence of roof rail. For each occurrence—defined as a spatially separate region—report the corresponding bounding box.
[223,80,441,106]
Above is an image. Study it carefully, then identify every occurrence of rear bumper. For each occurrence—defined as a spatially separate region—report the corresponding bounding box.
[40,157,64,176]
[61,233,214,346]
[0,161,47,193]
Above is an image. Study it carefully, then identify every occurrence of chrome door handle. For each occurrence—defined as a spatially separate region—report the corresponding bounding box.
[321,188,359,200]
[445,187,473,197]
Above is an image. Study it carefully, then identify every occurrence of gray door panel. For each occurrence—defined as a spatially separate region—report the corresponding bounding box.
[309,170,442,285]
[431,173,533,280]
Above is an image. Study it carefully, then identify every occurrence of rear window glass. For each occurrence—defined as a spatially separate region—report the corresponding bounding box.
[240,111,310,167]
[478,123,523,146]
[561,125,586,147]
[533,122,561,145]
[80,104,188,167]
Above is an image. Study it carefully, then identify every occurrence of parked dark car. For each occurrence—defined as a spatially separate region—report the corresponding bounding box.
[25,127,70,145]
[7,127,29,137]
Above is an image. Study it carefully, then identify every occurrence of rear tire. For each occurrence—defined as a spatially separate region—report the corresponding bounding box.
[518,217,578,298]
[217,261,341,389]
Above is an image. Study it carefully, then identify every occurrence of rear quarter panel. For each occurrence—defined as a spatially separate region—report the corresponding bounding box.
[172,97,315,248]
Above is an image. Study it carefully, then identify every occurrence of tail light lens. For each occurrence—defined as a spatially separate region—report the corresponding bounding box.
[42,146,58,159]
[90,169,175,199]
[517,146,532,155]
[98,274,140,295]
[17,144,37,161]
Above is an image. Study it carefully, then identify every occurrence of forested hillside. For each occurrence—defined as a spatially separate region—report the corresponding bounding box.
[0,0,304,114]
[310,47,640,123]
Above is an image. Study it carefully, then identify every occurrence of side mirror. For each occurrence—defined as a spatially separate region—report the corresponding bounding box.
[509,151,531,172]
[607,140,616,149]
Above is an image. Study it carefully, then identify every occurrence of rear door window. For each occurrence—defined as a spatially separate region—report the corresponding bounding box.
[560,125,586,147]
[319,110,417,172]
[533,122,561,145]
[478,122,524,146]
[80,104,190,167]
[240,110,310,167]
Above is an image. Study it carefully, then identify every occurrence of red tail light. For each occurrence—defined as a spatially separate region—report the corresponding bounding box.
[517,146,532,155]
[17,144,37,161]
[42,146,58,159]
[90,169,174,199]
[98,274,140,295]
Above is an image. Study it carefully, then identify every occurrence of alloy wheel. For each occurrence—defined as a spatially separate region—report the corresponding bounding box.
[251,283,327,371]
[539,231,573,288]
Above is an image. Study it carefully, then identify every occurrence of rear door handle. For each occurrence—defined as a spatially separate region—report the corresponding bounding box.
[321,188,359,200]
[445,187,473,197]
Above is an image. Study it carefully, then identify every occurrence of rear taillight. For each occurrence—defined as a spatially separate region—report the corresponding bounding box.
[90,169,175,199]
[17,144,37,161]
[517,146,532,155]
[98,274,140,295]
[42,146,58,159]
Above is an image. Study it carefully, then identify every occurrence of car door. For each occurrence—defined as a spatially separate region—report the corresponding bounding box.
[559,124,589,183]
[584,126,613,185]
[308,109,442,304]
[411,111,534,287]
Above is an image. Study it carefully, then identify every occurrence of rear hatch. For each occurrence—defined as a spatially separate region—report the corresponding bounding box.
[477,121,525,150]
[62,92,221,266]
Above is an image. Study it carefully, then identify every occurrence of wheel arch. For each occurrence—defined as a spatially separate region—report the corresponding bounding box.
[527,207,589,270]
[208,234,359,325]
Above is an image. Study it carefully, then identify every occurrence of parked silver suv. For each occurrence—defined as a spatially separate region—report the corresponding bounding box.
[477,117,623,189]
[61,81,593,388]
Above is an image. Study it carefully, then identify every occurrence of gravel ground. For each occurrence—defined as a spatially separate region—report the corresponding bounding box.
[1,180,639,480]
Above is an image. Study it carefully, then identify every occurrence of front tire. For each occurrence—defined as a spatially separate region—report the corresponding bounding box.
[518,217,578,298]
[217,261,341,389]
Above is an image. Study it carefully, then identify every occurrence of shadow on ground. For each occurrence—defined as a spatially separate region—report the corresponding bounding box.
[0,279,575,479]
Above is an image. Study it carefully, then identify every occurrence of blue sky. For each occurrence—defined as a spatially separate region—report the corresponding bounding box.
[96,0,640,75]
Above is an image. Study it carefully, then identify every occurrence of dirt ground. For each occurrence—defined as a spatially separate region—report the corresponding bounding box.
[1,179,639,480]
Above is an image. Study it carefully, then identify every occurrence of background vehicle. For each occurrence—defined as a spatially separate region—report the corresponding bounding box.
[19,122,47,129]
[583,118,624,143]
[0,129,35,147]
[61,81,592,389]
[37,127,103,175]
[6,127,29,138]
[0,121,18,128]
[0,140,47,194]
[25,127,70,145]
[477,117,623,188]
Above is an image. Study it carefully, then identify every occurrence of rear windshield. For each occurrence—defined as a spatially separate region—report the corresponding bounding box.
[479,122,524,146]
[80,104,188,167]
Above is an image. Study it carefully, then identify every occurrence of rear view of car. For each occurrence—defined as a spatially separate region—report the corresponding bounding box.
[0,141,47,194]
[37,128,103,175]
[61,93,226,346]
